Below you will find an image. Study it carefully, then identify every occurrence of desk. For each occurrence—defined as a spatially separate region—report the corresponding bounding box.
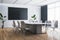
[25,22,49,34]
[25,22,47,25]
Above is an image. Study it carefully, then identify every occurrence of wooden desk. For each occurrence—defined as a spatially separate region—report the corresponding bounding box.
[25,22,49,34]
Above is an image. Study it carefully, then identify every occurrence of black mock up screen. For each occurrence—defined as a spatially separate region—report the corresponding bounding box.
[41,5,47,22]
[8,7,28,20]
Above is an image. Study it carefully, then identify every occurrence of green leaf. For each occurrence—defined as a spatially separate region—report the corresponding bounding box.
[31,14,36,18]
[0,13,3,20]
[0,13,3,17]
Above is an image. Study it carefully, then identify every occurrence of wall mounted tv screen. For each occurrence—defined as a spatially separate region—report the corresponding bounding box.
[8,7,28,20]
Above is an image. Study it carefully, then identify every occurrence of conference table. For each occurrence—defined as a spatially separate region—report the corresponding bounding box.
[25,22,51,34]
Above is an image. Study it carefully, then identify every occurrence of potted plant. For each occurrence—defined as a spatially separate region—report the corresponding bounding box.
[0,13,3,20]
[0,13,7,29]
[31,14,36,22]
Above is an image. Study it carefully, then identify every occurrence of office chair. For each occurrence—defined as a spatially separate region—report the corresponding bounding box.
[21,21,30,34]
[13,20,21,33]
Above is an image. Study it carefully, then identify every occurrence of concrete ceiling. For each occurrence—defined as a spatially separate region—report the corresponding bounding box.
[0,0,60,6]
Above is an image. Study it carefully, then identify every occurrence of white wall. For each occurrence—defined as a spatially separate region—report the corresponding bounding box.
[0,4,40,28]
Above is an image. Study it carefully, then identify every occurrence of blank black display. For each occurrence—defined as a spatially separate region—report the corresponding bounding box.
[41,5,47,22]
[8,7,28,20]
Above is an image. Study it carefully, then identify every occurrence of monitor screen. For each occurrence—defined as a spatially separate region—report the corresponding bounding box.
[8,7,28,20]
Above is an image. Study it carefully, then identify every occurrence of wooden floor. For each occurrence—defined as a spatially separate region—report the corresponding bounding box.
[0,28,54,40]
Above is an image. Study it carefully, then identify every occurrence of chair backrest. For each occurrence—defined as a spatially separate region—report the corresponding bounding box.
[45,21,51,26]
[21,21,26,29]
[17,21,20,28]
[13,20,16,27]
[54,21,58,28]
[51,20,58,28]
